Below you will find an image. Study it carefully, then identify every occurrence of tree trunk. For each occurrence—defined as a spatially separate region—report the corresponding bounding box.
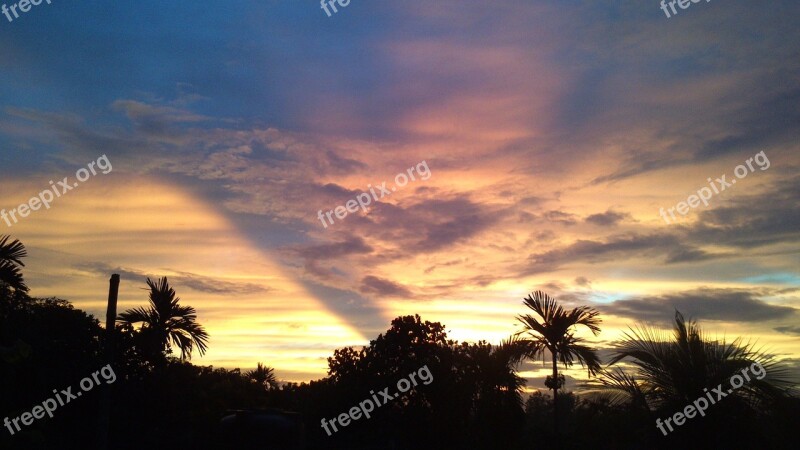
[552,350,559,437]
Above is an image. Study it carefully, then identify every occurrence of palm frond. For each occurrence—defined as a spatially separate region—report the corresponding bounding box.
[0,235,27,265]
[119,276,210,360]
[117,306,155,326]
[0,260,28,292]
[0,236,28,292]
[603,309,797,412]
[591,367,652,410]
[516,290,603,381]
[559,336,602,376]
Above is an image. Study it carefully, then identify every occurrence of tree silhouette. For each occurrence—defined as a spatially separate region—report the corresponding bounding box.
[462,335,528,409]
[245,362,278,391]
[0,236,31,369]
[515,290,602,435]
[599,310,795,413]
[0,235,28,293]
[458,336,529,448]
[118,277,209,361]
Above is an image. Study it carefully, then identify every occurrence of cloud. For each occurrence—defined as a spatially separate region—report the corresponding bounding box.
[520,233,715,275]
[574,277,591,287]
[360,275,413,298]
[75,262,270,295]
[337,195,506,256]
[287,237,375,279]
[170,271,271,295]
[544,210,578,226]
[774,326,800,336]
[686,176,800,249]
[602,288,796,324]
[290,237,373,261]
[585,209,631,227]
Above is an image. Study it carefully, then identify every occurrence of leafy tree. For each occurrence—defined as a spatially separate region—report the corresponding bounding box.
[320,315,532,449]
[0,298,104,450]
[118,277,209,362]
[515,290,602,434]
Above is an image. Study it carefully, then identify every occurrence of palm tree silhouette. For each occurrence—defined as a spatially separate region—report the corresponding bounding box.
[118,277,209,361]
[245,362,279,391]
[599,311,795,413]
[0,235,28,293]
[515,290,602,435]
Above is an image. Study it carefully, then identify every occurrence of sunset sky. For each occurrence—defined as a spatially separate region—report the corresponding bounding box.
[1,0,798,387]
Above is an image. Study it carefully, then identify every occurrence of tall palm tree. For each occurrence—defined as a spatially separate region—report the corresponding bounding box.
[245,362,279,391]
[599,311,795,414]
[0,235,28,293]
[515,290,602,434]
[118,277,209,361]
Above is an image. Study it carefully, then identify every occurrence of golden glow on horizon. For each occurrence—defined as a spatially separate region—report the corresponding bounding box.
[1,159,797,383]
[1,175,366,381]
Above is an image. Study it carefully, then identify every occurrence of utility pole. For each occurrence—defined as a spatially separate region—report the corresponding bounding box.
[97,274,120,450]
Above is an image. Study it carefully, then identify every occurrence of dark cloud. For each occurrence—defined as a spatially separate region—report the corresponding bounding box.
[359,196,506,253]
[544,210,578,226]
[411,211,500,252]
[590,154,689,185]
[170,271,270,295]
[360,275,413,298]
[323,150,369,173]
[693,87,800,162]
[75,262,270,295]
[602,289,796,324]
[518,196,546,206]
[520,233,714,275]
[581,1,800,185]
[685,176,800,249]
[75,263,150,284]
[585,209,631,227]
[534,230,556,242]
[111,100,211,138]
[517,211,537,223]
[774,326,800,336]
[423,258,465,274]
[287,237,375,279]
[540,281,566,292]
[663,248,716,264]
[574,277,591,287]
[290,237,373,261]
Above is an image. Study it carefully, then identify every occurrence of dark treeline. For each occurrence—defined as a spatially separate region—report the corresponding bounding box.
[1,235,798,450]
